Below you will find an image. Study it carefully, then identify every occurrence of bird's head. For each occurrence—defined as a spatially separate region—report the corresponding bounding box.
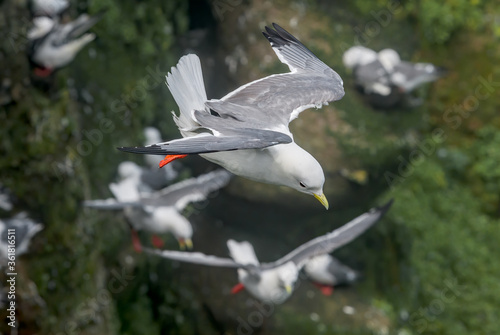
[153,208,193,250]
[117,161,142,179]
[144,127,162,145]
[342,46,377,69]
[378,48,401,72]
[277,261,299,295]
[280,144,329,209]
[171,216,193,250]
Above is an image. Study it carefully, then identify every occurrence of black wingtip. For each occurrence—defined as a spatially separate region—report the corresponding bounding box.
[117,145,163,155]
[376,199,394,216]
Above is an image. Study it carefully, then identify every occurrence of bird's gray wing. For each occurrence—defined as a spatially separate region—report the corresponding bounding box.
[353,60,393,94]
[142,169,232,210]
[210,23,344,127]
[392,62,447,92]
[261,200,393,270]
[52,11,105,46]
[118,128,292,156]
[144,247,252,270]
[83,198,142,210]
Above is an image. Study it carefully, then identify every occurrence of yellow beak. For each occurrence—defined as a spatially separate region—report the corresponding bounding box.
[314,193,329,210]
[178,238,193,250]
[285,285,293,294]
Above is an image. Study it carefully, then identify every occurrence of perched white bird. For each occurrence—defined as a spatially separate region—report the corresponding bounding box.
[29,0,69,18]
[84,169,232,251]
[0,212,43,262]
[27,11,104,77]
[343,46,447,108]
[119,23,345,209]
[303,254,359,296]
[144,200,393,303]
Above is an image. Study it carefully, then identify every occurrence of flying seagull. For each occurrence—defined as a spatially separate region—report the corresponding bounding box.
[144,200,393,303]
[343,46,447,108]
[84,169,232,251]
[27,11,105,77]
[0,212,43,262]
[118,23,345,209]
[303,254,359,296]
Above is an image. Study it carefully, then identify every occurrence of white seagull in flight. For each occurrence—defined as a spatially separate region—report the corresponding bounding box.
[84,169,232,251]
[144,200,392,303]
[118,23,345,209]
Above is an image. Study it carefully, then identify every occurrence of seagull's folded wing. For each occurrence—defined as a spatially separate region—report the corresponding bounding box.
[118,129,292,156]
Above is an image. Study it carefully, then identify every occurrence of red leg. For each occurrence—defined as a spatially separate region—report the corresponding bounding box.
[313,283,334,296]
[151,235,164,249]
[159,154,187,168]
[34,67,53,77]
[131,230,142,253]
[230,282,245,294]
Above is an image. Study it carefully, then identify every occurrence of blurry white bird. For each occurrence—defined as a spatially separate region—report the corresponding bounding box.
[144,200,393,303]
[27,11,105,77]
[116,160,177,194]
[142,127,179,186]
[303,254,359,296]
[29,0,69,18]
[84,169,232,251]
[343,46,447,108]
[119,23,346,209]
[0,212,43,262]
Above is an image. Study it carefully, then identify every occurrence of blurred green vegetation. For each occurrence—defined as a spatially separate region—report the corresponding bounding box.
[350,0,490,44]
[1,0,499,334]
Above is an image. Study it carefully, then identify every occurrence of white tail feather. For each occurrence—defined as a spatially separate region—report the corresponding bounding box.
[227,239,260,265]
[166,54,207,131]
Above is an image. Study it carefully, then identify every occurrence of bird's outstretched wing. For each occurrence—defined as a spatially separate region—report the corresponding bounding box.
[143,169,232,210]
[212,23,344,126]
[82,198,142,210]
[144,247,256,270]
[53,10,105,46]
[262,200,393,270]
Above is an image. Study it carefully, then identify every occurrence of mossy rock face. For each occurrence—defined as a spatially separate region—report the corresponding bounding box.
[0,0,191,334]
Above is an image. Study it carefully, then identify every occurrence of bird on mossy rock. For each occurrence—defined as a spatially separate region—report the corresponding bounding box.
[343,46,447,109]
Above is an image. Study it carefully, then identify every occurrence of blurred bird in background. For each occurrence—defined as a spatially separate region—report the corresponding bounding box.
[343,45,447,109]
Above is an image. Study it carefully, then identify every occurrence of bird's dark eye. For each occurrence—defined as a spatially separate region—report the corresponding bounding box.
[299,182,306,188]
